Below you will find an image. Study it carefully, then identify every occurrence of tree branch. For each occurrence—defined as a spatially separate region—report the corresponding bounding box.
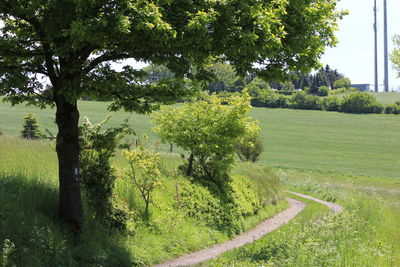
[83,52,131,74]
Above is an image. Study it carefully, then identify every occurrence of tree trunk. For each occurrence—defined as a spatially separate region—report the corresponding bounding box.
[55,94,83,234]
[186,153,194,177]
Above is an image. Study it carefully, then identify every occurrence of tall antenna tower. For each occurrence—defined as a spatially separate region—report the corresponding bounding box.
[374,0,378,92]
[383,0,389,92]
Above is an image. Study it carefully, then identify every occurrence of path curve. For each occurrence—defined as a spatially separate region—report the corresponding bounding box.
[152,192,343,267]
[286,191,343,213]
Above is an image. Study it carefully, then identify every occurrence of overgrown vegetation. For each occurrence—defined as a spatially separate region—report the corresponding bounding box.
[79,116,131,231]
[0,136,286,265]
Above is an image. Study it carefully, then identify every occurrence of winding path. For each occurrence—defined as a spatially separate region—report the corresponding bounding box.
[152,192,343,267]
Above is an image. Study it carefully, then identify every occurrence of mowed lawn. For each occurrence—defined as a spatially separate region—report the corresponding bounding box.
[1,99,399,179]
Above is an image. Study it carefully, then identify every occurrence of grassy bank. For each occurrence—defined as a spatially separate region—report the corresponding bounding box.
[0,137,286,266]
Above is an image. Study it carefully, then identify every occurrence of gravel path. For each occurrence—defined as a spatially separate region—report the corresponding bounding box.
[286,191,343,213]
[152,192,343,267]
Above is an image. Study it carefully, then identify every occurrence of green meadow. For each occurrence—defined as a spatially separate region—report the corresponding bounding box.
[1,99,399,178]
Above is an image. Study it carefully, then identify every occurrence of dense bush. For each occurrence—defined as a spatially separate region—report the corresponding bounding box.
[235,137,264,162]
[317,86,330,96]
[0,127,3,136]
[153,91,259,188]
[322,96,341,112]
[385,104,400,114]
[79,116,131,230]
[339,92,384,114]
[250,89,290,108]
[290,92,323,110]
[20,113,42,139]
[178,174,263,234]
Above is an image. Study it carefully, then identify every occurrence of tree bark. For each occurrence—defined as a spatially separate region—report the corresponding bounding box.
[55,94,83,234]
[186,153,194,177]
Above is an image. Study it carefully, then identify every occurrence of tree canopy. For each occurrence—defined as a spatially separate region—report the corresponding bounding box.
[0,0,345,232]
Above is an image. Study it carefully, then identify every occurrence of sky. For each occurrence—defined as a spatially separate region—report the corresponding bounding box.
[321,0,400,91]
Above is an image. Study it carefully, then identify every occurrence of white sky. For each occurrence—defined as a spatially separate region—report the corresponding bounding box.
[321,0,400,91]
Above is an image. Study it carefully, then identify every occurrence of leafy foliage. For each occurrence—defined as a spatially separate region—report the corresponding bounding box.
[153,91,259,187]
[322,96,341,112]
[235,137,264,163]
[391,35,400,77]
[339,92,384,114]
[20,113,42,139]
[384,102,400,115]
[317,86,330,96]
[124,147,162,217]
[333,77,351,88]
[79,116,131,230]
[177,173,271,234]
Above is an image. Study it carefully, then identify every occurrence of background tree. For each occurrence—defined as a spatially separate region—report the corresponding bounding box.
[391,35,400,77]
[0,0,344,233]
[333,77,351,89]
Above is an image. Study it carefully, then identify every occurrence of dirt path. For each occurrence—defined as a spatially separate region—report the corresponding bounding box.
[152,193,343,267]
[286,191,343,213]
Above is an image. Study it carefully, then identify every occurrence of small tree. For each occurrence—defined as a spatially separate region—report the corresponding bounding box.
[20,113,41,139]
[124,147,162,217]
[153,91,259,187]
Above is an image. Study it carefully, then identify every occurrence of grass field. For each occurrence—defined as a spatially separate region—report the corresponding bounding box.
[1,99,399,179]
[369,92,400,105]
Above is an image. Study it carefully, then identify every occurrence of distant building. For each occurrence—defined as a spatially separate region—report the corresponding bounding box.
[351,84,372,92]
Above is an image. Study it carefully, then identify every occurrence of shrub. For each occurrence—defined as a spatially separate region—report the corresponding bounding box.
[265,93,290,108]
[153,91,259,188]
[290,92,323,110]
[124,146,162,217]
[0,128,3,136]
[20,113,42,139]
[322,96,341,112]
[384,104,400,115]
[333,77,351,88]
[79,116,131,230]
[339,92,384,114]
[235,137,264,162]
[177,174,261,234]
[317,86,330,96]
[330,87,358,95]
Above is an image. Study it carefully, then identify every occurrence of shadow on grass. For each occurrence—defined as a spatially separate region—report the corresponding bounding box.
[0,172,133,267]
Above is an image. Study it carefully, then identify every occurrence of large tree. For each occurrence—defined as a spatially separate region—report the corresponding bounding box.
[0,0,344,233]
